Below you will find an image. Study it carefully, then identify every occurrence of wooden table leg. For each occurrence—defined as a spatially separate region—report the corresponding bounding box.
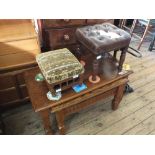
[112,84,126,110]
[39,109,53,135]
[118,47,127,72]
[56,111,66,135]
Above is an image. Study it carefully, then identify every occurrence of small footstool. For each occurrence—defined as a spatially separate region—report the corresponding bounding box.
[76,23,131,83]
[36,48,84,95]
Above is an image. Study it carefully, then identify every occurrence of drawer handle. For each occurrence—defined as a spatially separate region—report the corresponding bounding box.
[64,34,70,41]
[63,19,70,22]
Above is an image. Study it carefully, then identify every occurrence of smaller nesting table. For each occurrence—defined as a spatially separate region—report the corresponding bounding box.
[25,67,132,135]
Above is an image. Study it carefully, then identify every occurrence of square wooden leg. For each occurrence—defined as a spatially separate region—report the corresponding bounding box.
[56,111,66,135]
[39,109,53,135]
[112,84,126,110]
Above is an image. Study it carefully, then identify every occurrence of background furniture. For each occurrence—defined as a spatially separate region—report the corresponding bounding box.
[38,19,114,54]
[130,19,155,50]
[0,20,40,110]
[0,113,5,134]
[25,67,132,135]
[149,32,155,51]
[121,19,155,50]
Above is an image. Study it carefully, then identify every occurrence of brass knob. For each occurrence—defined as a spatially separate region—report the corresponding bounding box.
[63,19,70,22]
[64,34,70,41]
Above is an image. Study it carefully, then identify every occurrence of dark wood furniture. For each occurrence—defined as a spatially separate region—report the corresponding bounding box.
[0,20,40,110]
[38,19,114,53]
[0,113,5,135]
[75,23,131,83]
[24,67,132,135]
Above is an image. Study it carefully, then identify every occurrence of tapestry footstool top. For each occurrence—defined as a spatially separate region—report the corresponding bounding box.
[36,48,84,84]
[76,23,131,54]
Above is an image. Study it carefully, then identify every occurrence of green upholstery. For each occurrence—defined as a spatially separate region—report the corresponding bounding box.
[36,48,84,84]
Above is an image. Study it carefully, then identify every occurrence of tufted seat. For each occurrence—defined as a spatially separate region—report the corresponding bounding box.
[76,23,131,55]
[75,23,131,83]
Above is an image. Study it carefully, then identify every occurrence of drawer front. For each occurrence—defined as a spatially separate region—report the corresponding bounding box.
[0,88,19,104]
[0,72,25,90]
[47,28,77,48]
[0,75,15,90]
[43,19,86,28]
[0,38,40,56]
[0,71,28,107]
[17,73,25,85]
[87,19,114,25]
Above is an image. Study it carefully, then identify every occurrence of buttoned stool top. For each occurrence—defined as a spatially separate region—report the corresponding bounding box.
[36,48,84,86]
[76,23,131,55]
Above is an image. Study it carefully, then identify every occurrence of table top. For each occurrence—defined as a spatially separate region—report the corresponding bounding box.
[24,67,132,112]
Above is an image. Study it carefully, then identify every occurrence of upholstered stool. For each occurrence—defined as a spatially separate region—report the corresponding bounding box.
[36,48,84,94]
[76,23,131,83]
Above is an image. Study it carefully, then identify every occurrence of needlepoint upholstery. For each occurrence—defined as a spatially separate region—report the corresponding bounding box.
[36,48,84,84]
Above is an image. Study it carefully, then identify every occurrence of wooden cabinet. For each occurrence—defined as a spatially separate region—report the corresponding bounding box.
[42,19,86,28]
[86,19,113,24]
[39,19,114,51]
[0,20,40,110]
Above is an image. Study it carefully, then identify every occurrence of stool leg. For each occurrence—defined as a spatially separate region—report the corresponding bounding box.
[118,47,127,72]
[47,83,56,96]
[113,50,118,59]
[75,44,82,60]
[92,59,99,81]
[79,74,83,85]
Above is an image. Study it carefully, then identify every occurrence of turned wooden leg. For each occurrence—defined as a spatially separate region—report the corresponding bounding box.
[75,44,82,60]
[118,47,127,72]
[79,74,83,85]
[56,111,65,135]
[92,59,99,81]
[39,109,53,135]
[112,84,126,110]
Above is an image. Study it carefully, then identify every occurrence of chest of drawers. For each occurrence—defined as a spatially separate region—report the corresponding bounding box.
[0,20,40,110]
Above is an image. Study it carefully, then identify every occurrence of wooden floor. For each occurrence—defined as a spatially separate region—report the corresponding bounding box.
[2,37,155,135]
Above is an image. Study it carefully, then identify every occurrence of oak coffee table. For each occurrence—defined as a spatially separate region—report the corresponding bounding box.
[24,67,132,135]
